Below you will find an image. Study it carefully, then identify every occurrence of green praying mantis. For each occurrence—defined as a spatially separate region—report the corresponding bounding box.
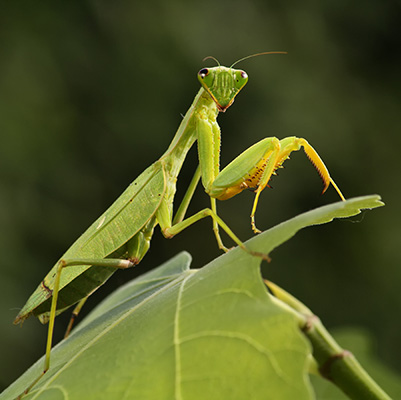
[14,53,345,398]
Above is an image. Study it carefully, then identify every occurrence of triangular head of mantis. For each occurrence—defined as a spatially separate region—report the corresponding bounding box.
[197,66,248,112]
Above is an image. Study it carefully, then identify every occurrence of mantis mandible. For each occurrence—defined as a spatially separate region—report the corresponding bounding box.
[14,53,345,398]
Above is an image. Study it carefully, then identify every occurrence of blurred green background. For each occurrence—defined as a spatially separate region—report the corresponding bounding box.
[0,0,400,393]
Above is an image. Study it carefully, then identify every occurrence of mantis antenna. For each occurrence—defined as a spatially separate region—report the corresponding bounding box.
[230,51,288,68]
[202,52,287,68]
[202,56,221,66]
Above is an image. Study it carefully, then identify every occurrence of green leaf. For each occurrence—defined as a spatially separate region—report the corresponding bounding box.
[2,195,384,400]
[246,195,384,255]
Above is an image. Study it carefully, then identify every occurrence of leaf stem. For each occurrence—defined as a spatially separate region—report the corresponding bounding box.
[265,280,392,400]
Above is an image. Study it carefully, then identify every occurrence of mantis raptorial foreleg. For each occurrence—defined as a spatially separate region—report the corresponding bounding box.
[207,136,345,233]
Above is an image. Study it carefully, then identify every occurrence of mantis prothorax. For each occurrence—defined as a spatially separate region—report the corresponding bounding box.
[14,53,345,398]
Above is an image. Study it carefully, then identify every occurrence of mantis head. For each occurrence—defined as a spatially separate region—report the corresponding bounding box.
[197,66,248,112]
[198,52,287,112]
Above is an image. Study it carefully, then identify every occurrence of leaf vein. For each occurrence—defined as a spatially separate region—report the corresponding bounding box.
[178,330,291,384]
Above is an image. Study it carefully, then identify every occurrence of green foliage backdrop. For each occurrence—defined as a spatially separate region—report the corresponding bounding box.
[0,0,400,392]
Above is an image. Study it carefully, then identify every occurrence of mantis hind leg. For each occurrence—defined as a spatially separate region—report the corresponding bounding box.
[18,225,157,399]
[17,256,135,399]
[62,220,157,338]
[64,296,89,338]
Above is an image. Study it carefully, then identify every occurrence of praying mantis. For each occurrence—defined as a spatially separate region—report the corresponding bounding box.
[14,53,345,398]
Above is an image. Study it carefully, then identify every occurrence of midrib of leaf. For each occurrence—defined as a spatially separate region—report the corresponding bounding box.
[173,272,193,400]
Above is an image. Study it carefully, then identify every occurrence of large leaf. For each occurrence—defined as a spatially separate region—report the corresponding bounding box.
[2,195,383,400]
[5,252,312,400]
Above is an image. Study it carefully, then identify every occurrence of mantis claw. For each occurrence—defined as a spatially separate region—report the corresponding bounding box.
[252,250,271,263]
[220,245,232,253]
[251,219,262,234]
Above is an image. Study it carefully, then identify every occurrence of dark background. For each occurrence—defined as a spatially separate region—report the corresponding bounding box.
[1,1,400,392]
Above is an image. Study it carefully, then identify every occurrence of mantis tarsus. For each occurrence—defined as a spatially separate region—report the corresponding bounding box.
[14,53,345,398]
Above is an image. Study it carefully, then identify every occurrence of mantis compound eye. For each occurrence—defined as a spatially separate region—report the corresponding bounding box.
[198,68,209,79]
[241,71,248,79]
